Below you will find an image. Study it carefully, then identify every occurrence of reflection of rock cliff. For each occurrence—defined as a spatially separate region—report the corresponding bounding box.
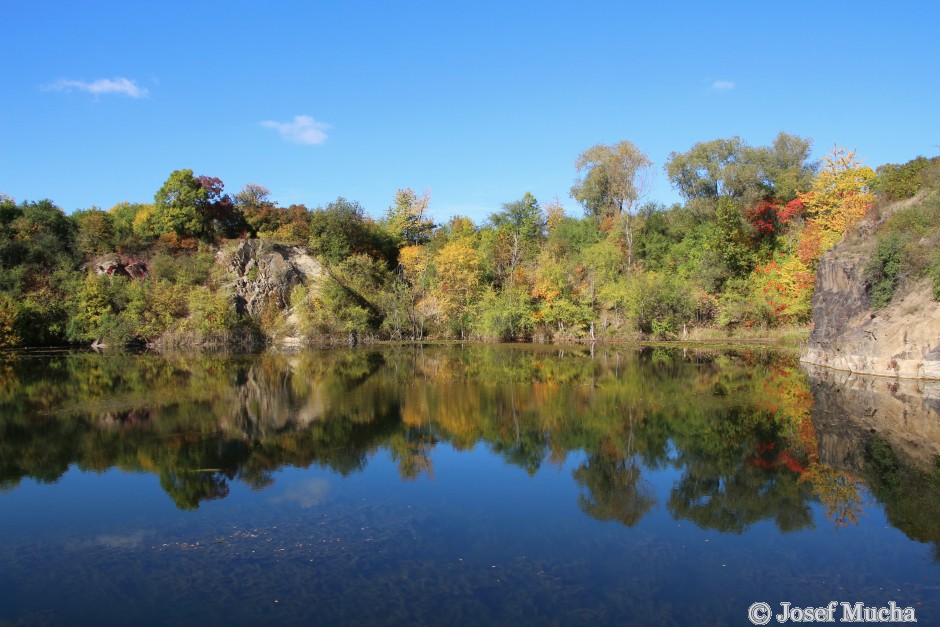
[223,359,330,440]
[807,365,940,472]
[808,365,940,546]
[219,353,388,441]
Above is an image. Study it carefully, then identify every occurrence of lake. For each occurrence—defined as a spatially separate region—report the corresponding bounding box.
[1,345,938,626]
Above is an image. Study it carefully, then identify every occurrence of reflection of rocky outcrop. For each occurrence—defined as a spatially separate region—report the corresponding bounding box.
[807,365,940,472]
[220,353,386,441]
[801,208,940,379]
[224,361,329,440]
[808,365,940,546]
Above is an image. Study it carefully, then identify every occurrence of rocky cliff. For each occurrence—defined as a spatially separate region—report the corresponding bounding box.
[801,198,940,380]
[220,239,326,344]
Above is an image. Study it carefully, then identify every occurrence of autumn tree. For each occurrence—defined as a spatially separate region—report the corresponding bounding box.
[571,141,653,267]
[433,238,481,339]
[72,208,115,256]
[383,188,436,247]
[488,192,544,287]
[795,146,875,267]
[197,175,244,238]
[235,183,279,236]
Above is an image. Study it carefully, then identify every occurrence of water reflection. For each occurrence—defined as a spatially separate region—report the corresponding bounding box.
[807,366,940,546]
[1,347,938,544]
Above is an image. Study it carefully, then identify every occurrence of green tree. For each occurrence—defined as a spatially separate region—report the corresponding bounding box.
[153,169,211,238]
[571,141,653,266]
[309,198,396,266]
[488,192,544,286]
[666,133,816,210]
[383,188,436,247]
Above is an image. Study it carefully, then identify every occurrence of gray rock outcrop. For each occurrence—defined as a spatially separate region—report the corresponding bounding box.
[220,239,325,342]
[801,212,940,380]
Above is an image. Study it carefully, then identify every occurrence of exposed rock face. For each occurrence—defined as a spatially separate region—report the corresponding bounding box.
[92,256,148,280]
[801,222,940,380]
[221,239,325,339]
[807,365,940,472]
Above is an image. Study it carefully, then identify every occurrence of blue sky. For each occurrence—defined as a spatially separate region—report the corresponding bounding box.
[2,1,938,224]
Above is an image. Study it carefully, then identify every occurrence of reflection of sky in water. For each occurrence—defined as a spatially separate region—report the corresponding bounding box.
[1,444,937,626]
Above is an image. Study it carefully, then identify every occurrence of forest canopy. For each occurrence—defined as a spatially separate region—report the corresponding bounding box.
[1,134,935,348]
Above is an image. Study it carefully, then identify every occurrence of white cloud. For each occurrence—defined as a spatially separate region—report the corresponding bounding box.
[272,478,330,508]
[45,77,149,98]
[711,80,735,91]
[261,115,329,145]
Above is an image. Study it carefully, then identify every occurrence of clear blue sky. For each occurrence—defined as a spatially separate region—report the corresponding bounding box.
[2,1,938,224]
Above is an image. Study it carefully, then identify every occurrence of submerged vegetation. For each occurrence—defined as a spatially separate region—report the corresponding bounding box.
[1,138,935,347]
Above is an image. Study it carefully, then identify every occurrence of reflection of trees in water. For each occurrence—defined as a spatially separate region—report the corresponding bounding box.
[668,463,812,533]
[665,406,814,534]
[807,367,940,551]
[4,346,931,541]
[574,455,655,527]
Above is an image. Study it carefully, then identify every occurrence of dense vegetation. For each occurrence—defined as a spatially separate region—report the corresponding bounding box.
[1,137,934,347]
[865,156,940,309]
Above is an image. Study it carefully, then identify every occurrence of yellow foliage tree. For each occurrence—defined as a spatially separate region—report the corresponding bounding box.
[797,145,875,266]
[433,238,481,338]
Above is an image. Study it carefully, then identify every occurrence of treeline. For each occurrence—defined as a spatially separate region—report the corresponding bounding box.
[1,135,937,347]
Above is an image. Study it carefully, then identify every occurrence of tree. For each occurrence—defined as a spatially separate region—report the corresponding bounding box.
[383,188,435,247]
[235,183,278,236]
[795,146,875,267]
[198,175,243,238]
[73,208,115,256]
[488,191,544,286]
[486,193,544,338]
[665,137,749,203]
[308,198,395,266]
[571,141,653,267]
[666,133,816,208]
[750,132,818,203]
[153,169,211,238]
[108,202,152,250]
[433,238,481,339]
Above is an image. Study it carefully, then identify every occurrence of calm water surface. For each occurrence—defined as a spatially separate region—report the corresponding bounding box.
[0,346,938,626]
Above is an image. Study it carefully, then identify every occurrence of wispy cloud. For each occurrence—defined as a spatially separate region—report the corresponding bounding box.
[261,115,329,145]
[711,80,736,91]
[44,77,149,98]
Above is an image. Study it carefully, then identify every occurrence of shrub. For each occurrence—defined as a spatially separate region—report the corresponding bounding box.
[626,271,696,338]
[187,287,238,335]
[872,156,938,201]
[866,231,905,309]
[149,247,215,286]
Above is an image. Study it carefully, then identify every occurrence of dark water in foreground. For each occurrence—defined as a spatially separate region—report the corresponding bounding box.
[1,346,938,626]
